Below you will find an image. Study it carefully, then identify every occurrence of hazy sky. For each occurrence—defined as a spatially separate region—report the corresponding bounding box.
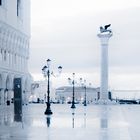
[29,0,140,91]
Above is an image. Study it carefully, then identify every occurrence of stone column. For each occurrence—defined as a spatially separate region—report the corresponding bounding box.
[97,32,112,104]
[21,56,24,71]
[0,89,5,105]
[7,90,12,105]
[0,49,2,62]
[9,52,12,68]
[4,89,7,105]
[2,49,4,62]
[23,91,30,105]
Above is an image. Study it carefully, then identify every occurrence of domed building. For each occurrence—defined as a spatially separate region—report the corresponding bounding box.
[0,0,32,105]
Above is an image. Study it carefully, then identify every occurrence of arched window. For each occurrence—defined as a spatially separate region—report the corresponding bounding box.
[14,54,17,64]
[4,50,6,61]
[0,49,2,61]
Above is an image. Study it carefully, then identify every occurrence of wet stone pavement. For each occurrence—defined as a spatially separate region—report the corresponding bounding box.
[0,104,140,140]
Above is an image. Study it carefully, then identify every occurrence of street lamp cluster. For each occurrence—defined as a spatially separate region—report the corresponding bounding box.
[68,73,91,108]
[80,78,87,106]
[68,73,76,109]
[42,59,91,115]
[42,59,62,115]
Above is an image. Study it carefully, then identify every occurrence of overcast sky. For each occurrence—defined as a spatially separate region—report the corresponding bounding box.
[29,0,140,93]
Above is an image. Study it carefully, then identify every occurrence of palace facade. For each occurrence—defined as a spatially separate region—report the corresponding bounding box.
[0,0,32,105]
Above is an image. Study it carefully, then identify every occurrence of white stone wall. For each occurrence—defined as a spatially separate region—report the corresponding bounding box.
[0,0,31,105]
[0,0,30,35]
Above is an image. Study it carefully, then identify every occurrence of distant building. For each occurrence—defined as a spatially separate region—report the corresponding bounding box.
[31,80,55,103]
[55,86,100,104]
[0,0,32,105]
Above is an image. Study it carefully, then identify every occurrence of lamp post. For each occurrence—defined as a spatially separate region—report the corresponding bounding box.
[42,59,62,115]
[80,79,92,106]
[83,81,87,106]
[68,73,76,109]
[80,78,87,106]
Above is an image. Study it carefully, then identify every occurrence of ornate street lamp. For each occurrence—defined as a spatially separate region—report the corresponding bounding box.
[80,78,87,106]
[42,59,62,115]
[68,73,76,109]
[83,80,87,106]
[80,79,92,106]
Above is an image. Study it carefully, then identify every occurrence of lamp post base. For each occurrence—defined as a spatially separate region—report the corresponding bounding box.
[44,102,53,115]
[71,103,76,109]
[84,103,87,106]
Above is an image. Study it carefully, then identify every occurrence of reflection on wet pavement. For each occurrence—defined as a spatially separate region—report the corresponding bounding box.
[0,104,140,140]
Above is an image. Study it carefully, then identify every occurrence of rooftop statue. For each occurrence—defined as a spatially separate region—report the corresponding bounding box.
[100,24,112,33]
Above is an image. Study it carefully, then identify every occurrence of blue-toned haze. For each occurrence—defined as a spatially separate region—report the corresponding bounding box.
[29,0,140,97]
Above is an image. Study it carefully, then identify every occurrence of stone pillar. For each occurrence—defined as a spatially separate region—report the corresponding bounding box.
[4,89,7,105]
[7,90,12,105]
[9,52,12,67]
[23,91,30,105]
[12,53,14,68]
[0,49,2,62]
[0,89,5,105]
[97,32,112,104]
[21,56,24,71]
[2,49,4,62]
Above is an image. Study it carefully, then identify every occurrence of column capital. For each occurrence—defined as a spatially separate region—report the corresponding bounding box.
[97,32,113,45]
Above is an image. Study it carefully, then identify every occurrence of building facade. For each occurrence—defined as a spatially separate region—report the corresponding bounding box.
[0,0,32,105]
[55,86,100,104]
[31,80,55,103]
